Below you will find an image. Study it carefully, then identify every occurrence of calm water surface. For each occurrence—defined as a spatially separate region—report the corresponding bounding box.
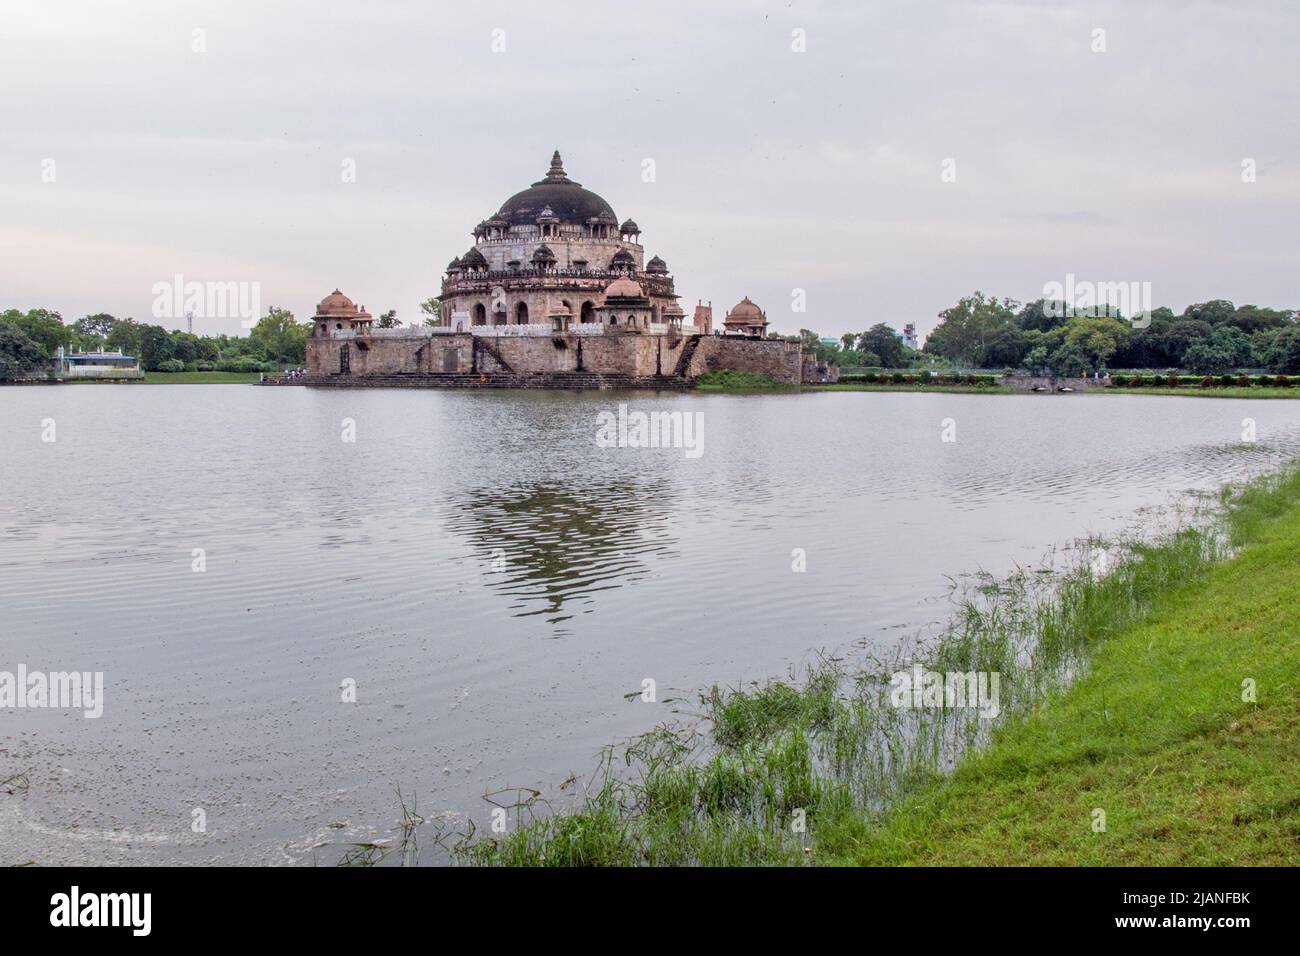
[2,385,1299,863]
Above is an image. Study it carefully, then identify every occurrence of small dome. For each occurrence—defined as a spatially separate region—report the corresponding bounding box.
[316,289,357,315]
[446,257,462,271]
[604,276,644,298]
[532,244,557,264]
[460,247,488,270]
[609,249,635,270]
[727,296,764,318]
[620,219,640,234]
[645,255,668,274]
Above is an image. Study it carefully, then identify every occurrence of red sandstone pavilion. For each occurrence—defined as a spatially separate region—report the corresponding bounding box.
[302,152,836,388]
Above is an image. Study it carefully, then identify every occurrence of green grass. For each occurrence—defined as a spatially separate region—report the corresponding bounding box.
[810,382,1018,394]
[845,470,1300,865]
[693,370,796,390]
[445,464,1300,866]
[1099,386,1300,399]
[142,371,264,384]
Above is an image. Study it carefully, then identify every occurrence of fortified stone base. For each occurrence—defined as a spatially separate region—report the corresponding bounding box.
[304,331,808,388]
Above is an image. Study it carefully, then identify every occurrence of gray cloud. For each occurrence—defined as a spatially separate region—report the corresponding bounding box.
[1,0,1297,337]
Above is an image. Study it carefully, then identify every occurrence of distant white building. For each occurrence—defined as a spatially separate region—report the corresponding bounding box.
[55,347,144,380]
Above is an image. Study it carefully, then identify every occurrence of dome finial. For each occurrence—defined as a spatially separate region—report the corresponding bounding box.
[545,150,569,182]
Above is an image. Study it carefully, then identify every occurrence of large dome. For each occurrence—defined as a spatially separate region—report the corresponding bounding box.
[494,151,617,227]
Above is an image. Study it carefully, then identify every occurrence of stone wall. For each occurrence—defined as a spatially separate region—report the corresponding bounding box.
[307,335,472,377]
[686,336,804,385]
[801,352,840,383]
[307,331,804,385]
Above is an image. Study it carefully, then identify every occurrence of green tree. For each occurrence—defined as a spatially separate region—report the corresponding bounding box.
[1151,319,1211,367]
[136,324,175,370]
[1022,345,1049,373]
[857,323,905,368]
[1183,299,1236,326]
[1182,340,1237,374]
[251,308,308,365]
[1230,304,1290,335]
[73,313,117,342]
[105,318,143,357]
[377,309,399,329]
[980,326,1027,367]
[924,292,1019,366]
[0,323,48,379]
[1259,327,1300,374]
[0,308,71,356]
[169,331,205,365]
[420,297,442,326]
[1018,298,1070,333]
[1047,342,1090,377]
[1063,316,1131,370]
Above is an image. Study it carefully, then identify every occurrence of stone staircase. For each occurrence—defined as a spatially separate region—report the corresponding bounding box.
[299,371,692,390]
[672,334,703,378]
[472,337,514,373]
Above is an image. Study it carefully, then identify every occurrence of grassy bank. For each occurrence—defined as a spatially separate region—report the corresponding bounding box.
[849,471,1300,865]
[143,371,263,384]
[810,382,1019,394]
[447,465,1300,866]
[62,371,263,384]
[1098,386,1300,399]
[693,370,796,390]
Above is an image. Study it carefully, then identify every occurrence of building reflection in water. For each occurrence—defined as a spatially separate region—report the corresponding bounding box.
[446,482,679,626]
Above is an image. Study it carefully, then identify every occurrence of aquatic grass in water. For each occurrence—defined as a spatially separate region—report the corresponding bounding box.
[430,465,1300,866]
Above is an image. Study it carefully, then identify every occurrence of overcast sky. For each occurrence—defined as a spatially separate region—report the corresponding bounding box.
[1,0,1296,339]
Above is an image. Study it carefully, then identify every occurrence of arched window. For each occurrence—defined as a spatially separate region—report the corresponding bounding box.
[611,316,618,325]
[581,301,595,324]
[473,303,487,326]
[516,302,529,324]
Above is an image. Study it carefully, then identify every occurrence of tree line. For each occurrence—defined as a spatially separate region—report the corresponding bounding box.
[0,297,445,380]
[791,294,1300,376]
[0,307,312,378]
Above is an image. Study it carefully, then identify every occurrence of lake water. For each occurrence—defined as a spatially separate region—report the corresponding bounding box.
[3,385,1300,864]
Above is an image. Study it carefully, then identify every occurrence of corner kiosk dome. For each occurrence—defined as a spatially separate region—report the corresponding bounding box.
[493,151,619,227]
[603,275,645,298]
[316,289,358,316]
[727,296,764,318]
[723,295,769,336]
[312,288,373,336]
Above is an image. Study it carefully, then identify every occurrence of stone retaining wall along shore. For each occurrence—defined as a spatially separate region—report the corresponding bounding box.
[305,330,808,387]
